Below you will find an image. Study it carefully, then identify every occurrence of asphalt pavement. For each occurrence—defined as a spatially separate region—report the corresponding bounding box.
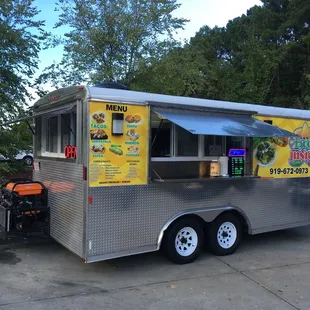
[1,226,310,309]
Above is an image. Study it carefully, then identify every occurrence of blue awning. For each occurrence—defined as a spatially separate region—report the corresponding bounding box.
[152,108,298,137]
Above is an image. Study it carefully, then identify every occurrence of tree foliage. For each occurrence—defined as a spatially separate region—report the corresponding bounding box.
[0,122,33,183]
[0,0,46,179]
[36,0,188,88]
[132,0,310,108]
[32,0,310,108]
[0,0,47,122]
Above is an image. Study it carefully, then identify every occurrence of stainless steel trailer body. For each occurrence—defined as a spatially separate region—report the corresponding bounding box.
[33,165,310,262]
[86,177,310,262]
[13,85,310,263]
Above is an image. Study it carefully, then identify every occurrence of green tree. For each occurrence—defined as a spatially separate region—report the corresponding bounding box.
[0,122,33,183]
[139,0,310,108]
[130,45,208,97]
[35,0,310,109]
[204,0,310,107]
[130,26,227,98]
[0,0,46,180]
[36,0,188,89]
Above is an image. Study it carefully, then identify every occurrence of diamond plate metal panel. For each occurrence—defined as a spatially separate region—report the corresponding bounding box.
[34,160,85,258]
[87,177,310,260]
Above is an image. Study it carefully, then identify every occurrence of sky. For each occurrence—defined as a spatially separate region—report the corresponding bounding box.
[30,0,262,100]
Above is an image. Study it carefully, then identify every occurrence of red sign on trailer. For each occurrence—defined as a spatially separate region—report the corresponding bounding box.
[64,145,77,159]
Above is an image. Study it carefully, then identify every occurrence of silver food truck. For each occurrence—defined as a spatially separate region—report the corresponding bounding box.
[1,83,310,264]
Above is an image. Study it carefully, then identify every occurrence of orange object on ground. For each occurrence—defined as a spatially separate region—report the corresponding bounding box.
[4,182,44,196]
[24,210,41,215]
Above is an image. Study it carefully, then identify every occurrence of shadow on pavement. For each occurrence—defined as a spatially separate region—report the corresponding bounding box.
[0,225,309,265]
[0,229,52,249]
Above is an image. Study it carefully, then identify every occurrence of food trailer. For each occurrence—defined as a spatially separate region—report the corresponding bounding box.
[1,83,310,264]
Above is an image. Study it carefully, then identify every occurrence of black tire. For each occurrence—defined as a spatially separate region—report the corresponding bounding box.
[23,156,33,166]
[207,213,242,256]
[162,217,204,264]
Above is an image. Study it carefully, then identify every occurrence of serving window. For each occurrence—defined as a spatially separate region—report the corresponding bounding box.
[151,115,172,158]
[151,112,226,161]
[46,116,58,153]
[150,111,250,180]
[176,126,199,157]
[204,135,225,156]
[36,107,77,158]
[61,111,77,150]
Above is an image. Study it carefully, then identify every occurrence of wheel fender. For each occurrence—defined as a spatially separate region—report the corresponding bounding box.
[156,206,251,250]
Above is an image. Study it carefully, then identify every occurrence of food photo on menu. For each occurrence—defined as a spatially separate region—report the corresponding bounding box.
[92,112,106,123]
[125,114,142,123]
[109,146,123,156]
[90,128,109,140]
[91,144,105,153]
[126,129,139,141]
[127,146,140,154]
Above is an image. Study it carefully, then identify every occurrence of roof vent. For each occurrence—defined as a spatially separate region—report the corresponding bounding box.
[94,82,130,90]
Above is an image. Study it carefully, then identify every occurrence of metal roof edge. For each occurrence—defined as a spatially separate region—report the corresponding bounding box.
[148,101,258,116]
[33,85,87,109]
[87,87,310,120]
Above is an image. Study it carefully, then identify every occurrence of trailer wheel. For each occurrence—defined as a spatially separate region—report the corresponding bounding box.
[23,156,33,166]
[163,217,204,264]
[207,213,242,256]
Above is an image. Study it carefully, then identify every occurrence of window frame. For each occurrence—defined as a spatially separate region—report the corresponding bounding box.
[40,109,77,159]
[151,122,228,162]
[150,118,173,158]
[204,135,226,157]
[175,124,199,158]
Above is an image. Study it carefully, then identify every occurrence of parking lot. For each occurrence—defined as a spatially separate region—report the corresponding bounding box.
[1,226,310,310]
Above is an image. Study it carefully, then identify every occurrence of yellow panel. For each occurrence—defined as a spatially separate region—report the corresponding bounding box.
[253,116,310,178]
[88,102,149,187]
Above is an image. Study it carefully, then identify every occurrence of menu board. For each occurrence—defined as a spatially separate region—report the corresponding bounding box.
[253,116,310,178]
[228,149,245,177]
[228,157,245,177]
[88,102,149,187]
